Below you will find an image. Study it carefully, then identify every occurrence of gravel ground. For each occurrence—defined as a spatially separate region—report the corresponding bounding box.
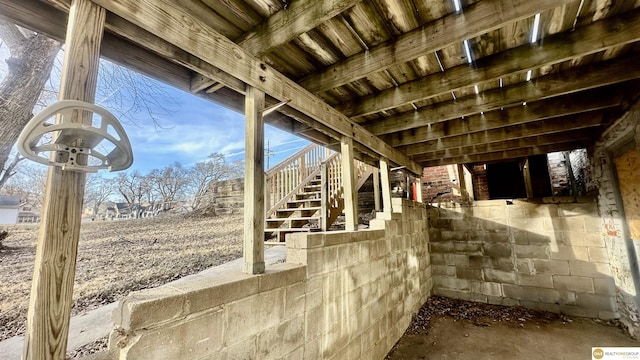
[0,213,243,343]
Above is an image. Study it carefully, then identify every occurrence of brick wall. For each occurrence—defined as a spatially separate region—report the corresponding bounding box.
[421,164,490,202]
[590,100,640,338]
[429,199,617,319]
[471,165,490,200]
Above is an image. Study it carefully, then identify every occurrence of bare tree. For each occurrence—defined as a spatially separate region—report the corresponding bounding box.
[0,19,60,187]
[148,162,190,211]
[115,170,152,217]
[84,173,115,218]
[189,153,243,210]
[0,18,179,189]
[2,162,47,208]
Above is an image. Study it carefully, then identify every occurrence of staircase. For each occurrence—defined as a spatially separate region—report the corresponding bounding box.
[264,144,374,243]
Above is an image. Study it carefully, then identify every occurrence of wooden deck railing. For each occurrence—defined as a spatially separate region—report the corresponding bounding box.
[265,144,330,218]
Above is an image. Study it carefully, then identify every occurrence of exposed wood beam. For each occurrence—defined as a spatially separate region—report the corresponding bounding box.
[382,86,623,146]
[237,0,363,57]
[410,128,598,162]
[23,1,104,358]
[397,111,603,152]
[91,0,422,174]
[299,0,570,93]
[190,74,217,93]
[372,54,640,137]
[380,158,392,213]
[243,86,265,274]
[205,83,225,94]
[418,141,591,168]
[341,136,358,231]
[340,9,640,118]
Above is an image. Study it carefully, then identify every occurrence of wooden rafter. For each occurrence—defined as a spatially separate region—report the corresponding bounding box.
[383,86,623,147]
[90,0,422,174]
[298,0,571,93]
[372,54,640,137]
[339,9,640,118]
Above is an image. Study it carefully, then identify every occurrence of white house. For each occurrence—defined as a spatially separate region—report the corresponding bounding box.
[0,195,20,224]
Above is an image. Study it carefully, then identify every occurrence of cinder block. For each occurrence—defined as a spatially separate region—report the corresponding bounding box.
[284,283,306,319]
[433,287,471,301]
[469,255,492,268]
[492,257,515,271]
[470,281,503,297]
[430,242,454,253]
[286,232,325,249]
[456,267,484,280]
[563,231,605,247]
[588,247,610,263]
[337,243,360,269]
[553,275,594,293]
[432,265,456,277]
[454,241,483,254]
[433,275,470,291]
[516,259,534,274]
[532,259,570,275]
[122,307,225,360]
[518,274,554,288]
[484,269,517,284]
[225,290,285,345]
[549,245,589,261]
[509,217,547,234]
[503,285,560,303]
[431,253,445,265]
[559,305,598,318]
[569,261,612,278]
[576,293,616,311]
[256,315,305,359]
[324,231,352,247]
[593,278,616,295]
[547,217,585,232]
[444,254,469,267]
[469,231,510,243]
[515,244,549,259]
[483,243,512,257]
[598,311,620,320]
[258,264,306,293]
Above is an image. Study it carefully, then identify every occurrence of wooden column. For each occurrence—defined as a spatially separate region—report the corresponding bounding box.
[523,159,534,199]
[243,85,265,274]
[457,164,469,203]
[373,168,381,211]
[341,136,357,231]
[23,1,105,359]
[380,158,392,213]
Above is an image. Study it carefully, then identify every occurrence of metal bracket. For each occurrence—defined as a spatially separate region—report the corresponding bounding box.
[17,100,134,172]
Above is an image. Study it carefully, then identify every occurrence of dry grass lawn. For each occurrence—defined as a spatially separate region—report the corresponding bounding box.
[0,213,243,341]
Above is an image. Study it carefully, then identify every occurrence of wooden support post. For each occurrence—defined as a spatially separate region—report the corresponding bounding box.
[320,161,328,231]
[373,168,381,211]
[457,164,469,204]
[380,158,392,213]
[23,1,105,359]
[341,136,357,231]
[243,85,265,274]
[523,158,534,199]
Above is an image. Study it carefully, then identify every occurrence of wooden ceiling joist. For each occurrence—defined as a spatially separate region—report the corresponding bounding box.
[236,0,364,57]
[411,129,598,162]
[398,111,603,153]
[383,85,624,147]
[419,141,592,168]
[339,9,640,118]
[298,0,571,93]
[90,0,422,174]
[372,53,640,138]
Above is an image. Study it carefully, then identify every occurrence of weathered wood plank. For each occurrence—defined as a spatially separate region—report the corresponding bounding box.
[380,158,392,213]
[190,74,217,93]
[372,54,640,137]
[91,0,422,174]
[243,86,265,274]
[299,0,571,93]
[410,128,598,162]
[399,112,602,152]
[341,136,358,231]
[418,141,590,168]
[237,0,363,56]
[23,1,104,359]
[380,85,623,145]
[339,8,640,117]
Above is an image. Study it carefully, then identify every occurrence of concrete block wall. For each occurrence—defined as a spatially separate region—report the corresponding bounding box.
[429,199,618,319]
[287,198,431,359]
[108,199,430,359]
[590,100,640,337]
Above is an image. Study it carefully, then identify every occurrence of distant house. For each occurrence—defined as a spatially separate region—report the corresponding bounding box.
[0,195,20,224]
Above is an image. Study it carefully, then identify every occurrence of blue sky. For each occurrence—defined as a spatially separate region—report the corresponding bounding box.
[0,45,309,175]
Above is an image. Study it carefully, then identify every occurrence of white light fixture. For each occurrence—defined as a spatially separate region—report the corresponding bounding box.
[531,13,541,43]
[526,69,532,81]
[453,0,462,12]
[463,39,472,64]
[523,102,527,106]
[499,78,503,88]
[474,84,479,94]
